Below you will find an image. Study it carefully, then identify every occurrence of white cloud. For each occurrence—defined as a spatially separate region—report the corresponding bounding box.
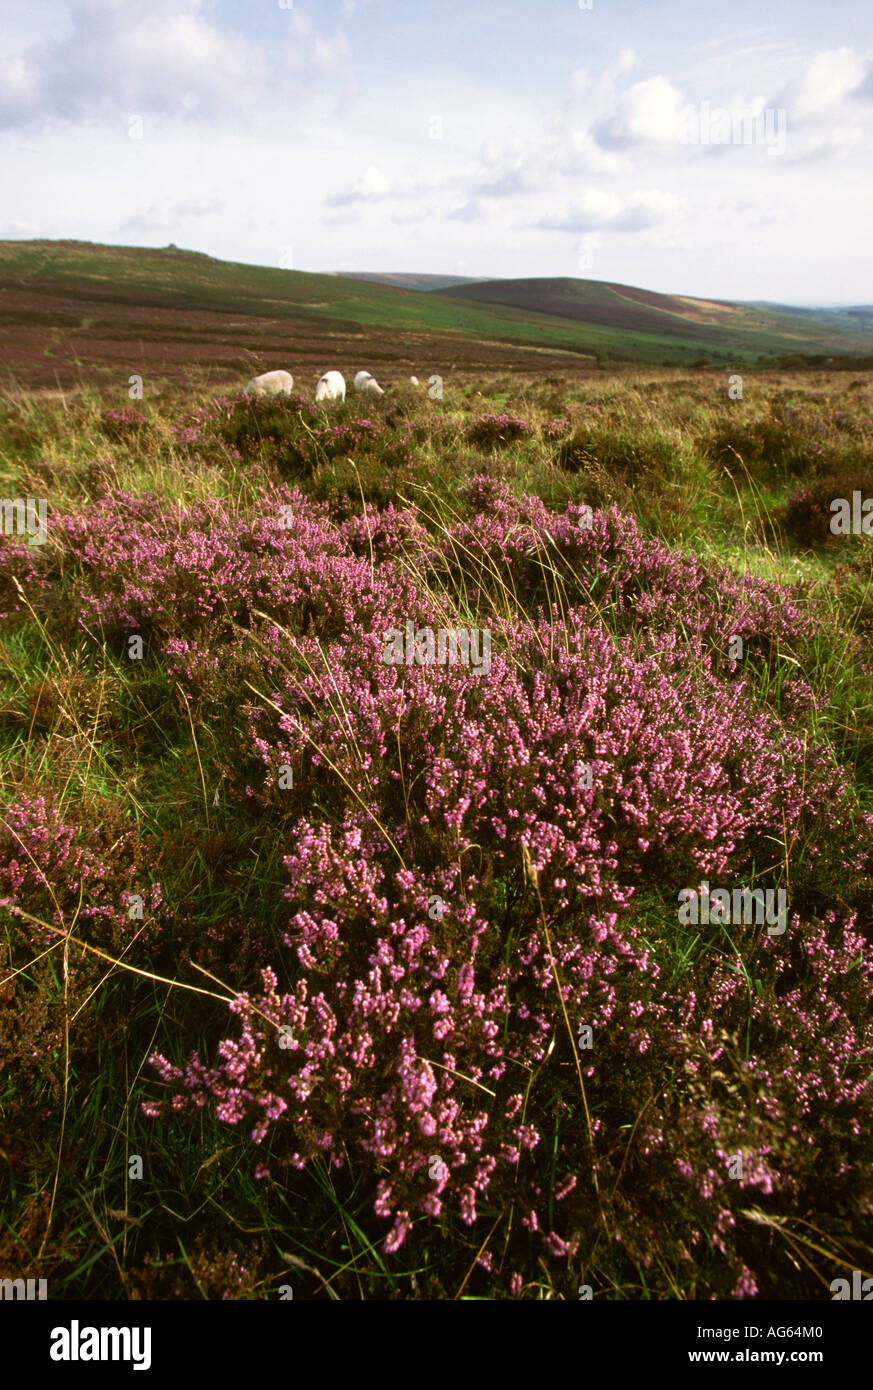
[446,199,482,222]
[563,131,630,173]
[314,32,351,68]
[779,46,870,120]
[327,163,391,204]
[0,53,40,125]
[472,163,528,198]
[616,48,639,75]
[536,186,686,232]
[119,209,176,234]
[593,75,688,147]
[0,0,353,130]
[391,205,432,225]
[0,5,872,303]
[785,126,863,162]
[169,196,224,217]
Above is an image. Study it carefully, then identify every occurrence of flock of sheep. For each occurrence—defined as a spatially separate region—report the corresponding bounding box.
[245,368,420,402]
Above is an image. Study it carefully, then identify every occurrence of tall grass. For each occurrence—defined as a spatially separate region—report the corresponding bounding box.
[2,366,872,1298]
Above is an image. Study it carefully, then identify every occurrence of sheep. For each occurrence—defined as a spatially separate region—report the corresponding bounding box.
[409,376,420,385]
[353,370,386,398]
[245,369,294,397]
[315,370,346,403]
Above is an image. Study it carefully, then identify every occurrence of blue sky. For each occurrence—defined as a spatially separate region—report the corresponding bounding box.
[1,0,871,301]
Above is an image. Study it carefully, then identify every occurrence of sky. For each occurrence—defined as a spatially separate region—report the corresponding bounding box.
[0,0,871,302]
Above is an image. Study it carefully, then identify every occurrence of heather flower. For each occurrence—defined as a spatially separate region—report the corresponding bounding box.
[2,455,866,1297]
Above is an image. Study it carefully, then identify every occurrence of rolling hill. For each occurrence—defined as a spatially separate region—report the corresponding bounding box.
[431,276,873,354]
[1,240,871,390]
[740,301,873,336]
[335,272,487,292]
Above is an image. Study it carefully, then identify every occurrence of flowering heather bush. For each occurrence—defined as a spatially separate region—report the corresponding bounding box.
[0,791,166,951]
[0,531,52,621]
[541,417,572,440]
[339,500,434,563]
[4,456,872,1294]
[466,412,535,448]
[200,394,413,476]
[100,407,149,441]
[318,417,414,470]
[34,478,857,1290]
[144,602,872,1287]
[446,478,816,687]
[203,392,321,471]
[7,375,873,1299]
[170,423,204,447]
[30,474,818,700]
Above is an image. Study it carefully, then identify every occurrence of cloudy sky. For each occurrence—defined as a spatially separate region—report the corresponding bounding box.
[1,0,871,302]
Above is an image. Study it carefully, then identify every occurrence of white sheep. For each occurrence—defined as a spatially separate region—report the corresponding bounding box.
[245,369,294,397]
[355,375,383,397]
[353,371,374,391]
[315,370,346,402]
[409,376,420,385]
[354,373,386,398]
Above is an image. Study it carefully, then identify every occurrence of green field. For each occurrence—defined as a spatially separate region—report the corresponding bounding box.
[3,239,873,369]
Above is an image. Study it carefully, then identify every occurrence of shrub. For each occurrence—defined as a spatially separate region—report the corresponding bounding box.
[467,413,534,449]
[108,479,871,1295]
[541,417,572,441]
[782,471,873,548]
[100,407,150,442]
[0,790,166,953]
[5,390,873,1299]
[556,420,681,493]
[210,393,322,473]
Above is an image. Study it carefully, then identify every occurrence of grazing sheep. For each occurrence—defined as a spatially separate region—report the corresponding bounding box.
[245,369,294,397]
[353,370,386,397]
[358,377,386,398]
[315,370,346,402]
[409,376,420,385]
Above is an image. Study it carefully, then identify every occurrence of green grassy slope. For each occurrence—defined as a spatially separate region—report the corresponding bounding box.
[1,240,871,365]
[335,272,487,291]
[434,276,873,357]
[740,301,873,336]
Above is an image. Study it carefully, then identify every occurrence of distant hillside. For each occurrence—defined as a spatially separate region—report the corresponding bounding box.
[1,240,871,390]
[740,302,873,336]
[336,272,486,292]
[433,276,873,354]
